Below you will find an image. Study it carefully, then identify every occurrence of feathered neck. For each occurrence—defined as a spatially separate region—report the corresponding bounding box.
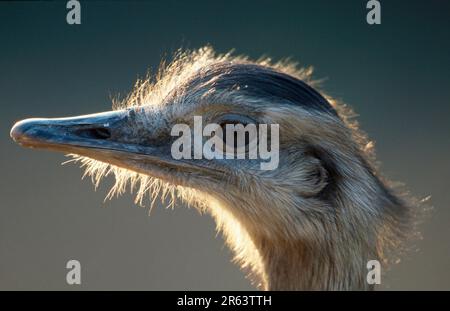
[207,159,411,291]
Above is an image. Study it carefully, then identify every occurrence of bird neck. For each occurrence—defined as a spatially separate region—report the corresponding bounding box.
[208,155,408,290]
[211,194,376,291]
[256,235,372,290]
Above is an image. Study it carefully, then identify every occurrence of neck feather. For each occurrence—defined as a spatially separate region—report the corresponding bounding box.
[207,169,408,290]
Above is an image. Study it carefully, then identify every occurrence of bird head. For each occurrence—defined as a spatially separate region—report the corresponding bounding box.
[10,47,413,290]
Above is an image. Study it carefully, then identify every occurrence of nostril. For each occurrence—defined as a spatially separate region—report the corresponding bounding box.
[91,127,111,139]
[76,127,111,140]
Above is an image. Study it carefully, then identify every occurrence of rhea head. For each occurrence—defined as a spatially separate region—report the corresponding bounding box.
[10,47,412,290]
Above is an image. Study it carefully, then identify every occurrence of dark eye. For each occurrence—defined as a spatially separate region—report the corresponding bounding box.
[219,120,247,150]
[216,115,258,154]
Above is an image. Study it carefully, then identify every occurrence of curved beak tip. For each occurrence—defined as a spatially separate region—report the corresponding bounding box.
[10,118,45,146]
[10,119,29,143]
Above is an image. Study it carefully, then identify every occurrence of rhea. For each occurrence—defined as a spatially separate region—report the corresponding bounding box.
[10,47,412,290]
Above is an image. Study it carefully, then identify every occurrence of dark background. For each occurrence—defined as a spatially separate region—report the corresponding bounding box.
[0,0,449,290]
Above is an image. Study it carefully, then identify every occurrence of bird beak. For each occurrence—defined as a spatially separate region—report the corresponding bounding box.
[10,109,224,182]
[11,110,126,149]
[10,109,170,174]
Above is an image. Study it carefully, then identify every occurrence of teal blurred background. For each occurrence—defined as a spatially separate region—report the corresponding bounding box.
[0,0,449,290]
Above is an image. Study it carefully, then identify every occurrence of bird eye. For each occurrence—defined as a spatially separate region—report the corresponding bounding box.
[215,115,258,156]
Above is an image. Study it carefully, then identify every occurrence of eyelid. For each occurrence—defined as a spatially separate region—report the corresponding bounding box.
[216,114,256,125]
